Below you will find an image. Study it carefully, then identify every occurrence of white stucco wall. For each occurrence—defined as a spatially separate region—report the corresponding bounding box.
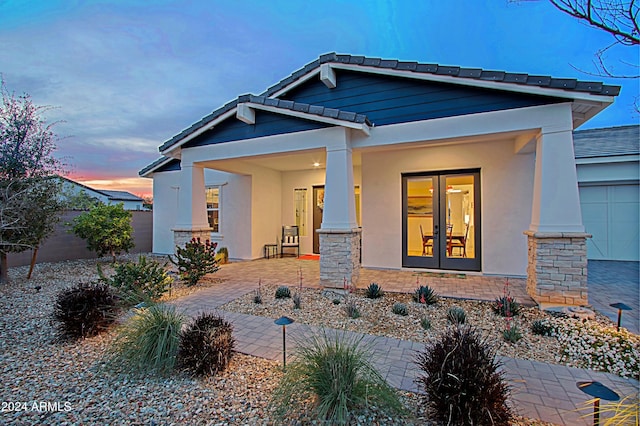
[280,167,362,254]
[151,168,252,258]
[151,170,180,254]
[361,138,535,276]
[249,165,283,259]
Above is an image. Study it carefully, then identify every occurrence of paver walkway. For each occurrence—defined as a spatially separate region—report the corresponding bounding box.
[174,258,639,425]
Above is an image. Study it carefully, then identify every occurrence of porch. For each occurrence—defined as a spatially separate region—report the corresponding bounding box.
[212,257,535,305]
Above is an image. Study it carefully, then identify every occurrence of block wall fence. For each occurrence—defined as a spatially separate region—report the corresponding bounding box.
[7,210,152,267]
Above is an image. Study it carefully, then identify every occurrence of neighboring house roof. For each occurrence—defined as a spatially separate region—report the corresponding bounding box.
[98,190,144,202]
[61,176,143,202]
[156,53,620,155]
[573,124,640,158]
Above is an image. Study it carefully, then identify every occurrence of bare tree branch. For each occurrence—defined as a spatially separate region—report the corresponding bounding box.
[550,0,639,45]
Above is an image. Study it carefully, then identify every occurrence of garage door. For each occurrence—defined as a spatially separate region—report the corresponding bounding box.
[580,184,639,261]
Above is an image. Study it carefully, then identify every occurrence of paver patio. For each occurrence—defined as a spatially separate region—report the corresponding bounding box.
[174,257,639,425]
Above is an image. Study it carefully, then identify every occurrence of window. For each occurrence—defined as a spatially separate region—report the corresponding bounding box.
[206,186,220,232]
[294,188,307,236]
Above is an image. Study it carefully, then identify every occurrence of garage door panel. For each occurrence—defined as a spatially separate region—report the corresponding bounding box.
[611,185,639,202]
[581,204,607,222]
[580,184,639,261]
[580,186,607,202]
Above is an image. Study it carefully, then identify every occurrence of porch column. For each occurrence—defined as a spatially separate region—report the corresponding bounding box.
[173,163,212,250]
[319,130,361,289]
[525,128,589,305]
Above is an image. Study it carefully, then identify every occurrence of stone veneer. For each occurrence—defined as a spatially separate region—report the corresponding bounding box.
[318,228,361,289]
[525,231,590,305]
[173,227,213,251]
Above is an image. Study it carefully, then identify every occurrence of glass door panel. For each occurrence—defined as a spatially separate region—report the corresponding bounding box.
[402,175,439,269]
[444,175,475,259]
[403,170,480,271]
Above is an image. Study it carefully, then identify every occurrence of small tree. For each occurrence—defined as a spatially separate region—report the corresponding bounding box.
[0,80,66,283]
[71,203,134,262]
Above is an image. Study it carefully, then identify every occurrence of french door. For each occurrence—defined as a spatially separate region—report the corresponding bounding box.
[402,170,481,271]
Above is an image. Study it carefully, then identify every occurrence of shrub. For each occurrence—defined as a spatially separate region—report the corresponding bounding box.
[365,282,383,299]
[177,313,235,377]
[70,203,134,262]
[170,238,219,287]
[343,298,360,319]
[503,325,523,343]
[293,293,302,309]
[332,298,341,305]
[531,319,553,336]
[413,285,438,305]
[420,317,431,330]
[109,304,185,375]
[98,256,172,306]
[392,302,408,316]
[493,295,522,317]
[270,330,404,423]
[415,325,512,425]
[275,286,291,299]
[53,281,120,340]
[447,306,466,325]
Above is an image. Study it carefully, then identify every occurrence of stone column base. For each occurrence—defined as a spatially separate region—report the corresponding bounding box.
[318,228,361,289]
[173,227,213,253]
[525,231,590,305]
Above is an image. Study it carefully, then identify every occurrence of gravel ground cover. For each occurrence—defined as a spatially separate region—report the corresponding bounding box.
[1,257,557,425]
[220,284,619,367]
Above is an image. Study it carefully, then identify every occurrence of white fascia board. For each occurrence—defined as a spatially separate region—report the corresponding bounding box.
[350,103,573,149]
[160,109,236,156]
[332,63,616,104]
[575,154,640,164]
[240,102,370,135]
[269,68,321,98]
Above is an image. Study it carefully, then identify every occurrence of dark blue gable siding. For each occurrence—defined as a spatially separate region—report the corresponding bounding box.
[181,70,563,148]
[184,110,329,148]
[283,70,563,126]
[157,158,181,172]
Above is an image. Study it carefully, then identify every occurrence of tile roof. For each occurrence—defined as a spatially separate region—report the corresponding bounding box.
[261,52,620,98]
[237,94,372,125]
[139,156,172,176]
[158,53,621,153]
[573,124,639,158]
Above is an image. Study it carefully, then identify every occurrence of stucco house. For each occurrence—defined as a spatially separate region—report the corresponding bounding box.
[140,53,621,306]
[61,177,146,210]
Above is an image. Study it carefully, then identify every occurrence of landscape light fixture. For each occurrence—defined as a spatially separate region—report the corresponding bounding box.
[576,381,619,426]
[274,316,294,370]
[609,302,632,331]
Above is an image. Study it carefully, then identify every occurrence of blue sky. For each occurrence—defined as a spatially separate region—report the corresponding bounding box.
[1,0,638,195]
